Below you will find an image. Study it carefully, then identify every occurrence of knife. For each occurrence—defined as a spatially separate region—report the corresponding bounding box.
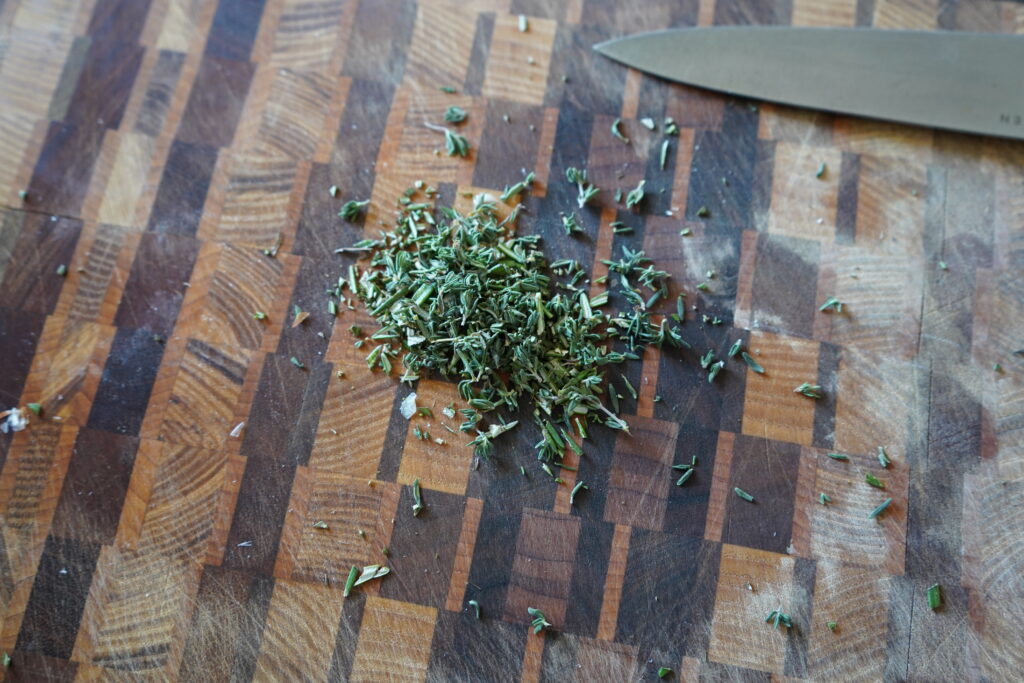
[594,27,1024,140]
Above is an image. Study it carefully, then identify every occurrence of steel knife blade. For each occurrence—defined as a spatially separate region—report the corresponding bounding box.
[594,27,1024,140]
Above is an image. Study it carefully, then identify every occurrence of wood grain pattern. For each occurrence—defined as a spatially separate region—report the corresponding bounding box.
[0,0,1021,679]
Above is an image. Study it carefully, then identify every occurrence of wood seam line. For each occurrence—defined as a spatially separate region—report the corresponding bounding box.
[595,523,631,641]
[443,496,483,612]
[519,626,545,683]
[704,430,735,542]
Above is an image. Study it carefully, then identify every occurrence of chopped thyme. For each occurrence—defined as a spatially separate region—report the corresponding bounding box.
[518,14,528,32]
[878,446,891,468]
[664,117,679,135]
[741,352,764,374]
[733,487,754,502]
[625,180,646,209]
[765,608,793,629]
[819,296,843,313]
[611,117,629,143]
[825,452,849,461]
[676,467,694,486]
[26,402,41,416]
[411,478,424,516]
[343,565,359,597]
[290,356,305,369]
[827,621,838,631]
[707,360,725,383]
[561,212,582,235]
[440,86,457,93]
[819,492,831,505]
[927,583,942,610]
[339,199,369,221]
[527,607,551,634]
[815,162,827,179]
[611,220,633,235]
[865,473,885,489]
[56,264,67,276]
[868,497,892,519]
[444,106,467,124]
[469,599,481,619]
[794,382,822,398]
[728,339,742,358]
[696,206,710,218]
[570,481,588,505]
[657,667,672,679]
[566,167,599,207]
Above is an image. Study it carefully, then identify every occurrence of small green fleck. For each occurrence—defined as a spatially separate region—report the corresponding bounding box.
[878,446,891,468]
[518,14,528,32]
[56,264,68,277]
[696,206,710,218]
[865,473,885,489]
[329,185,339,197]
[339,199,369,221]
[868,497,892,519]
[290,356,305,369]
[18,190,28,201]
[993,363,1002,372]
[252,311,267,320]
[728,339,742,358]
[343,565,359,597]
[733,487,754,502]
[469,599,481,619]
[696,282,709,291]
[825,452,849,461]
[660,140,670,170]
[827,621,838,631]
[570,480,588,505]
[312,520,329,529]
[741,352,764,374]
[611,118,629,143]
[440,86,457,93]
[676,468,694,486]
[411,478,424,516]
[26,402,41,416]
[625,179,645,209]
[527,607,551,634]
[819,296,843,313]
[658,667,672,679]
[444,106,467,124]
[938,261,948,270]
[794,382,822,399]
[680,228,692,236]
[815,162,827,179]
[1,651,9,667]
[927,583,942,610]
[819,492,831,505]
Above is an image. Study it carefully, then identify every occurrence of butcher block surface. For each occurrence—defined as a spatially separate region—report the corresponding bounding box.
[0,0,1022,680]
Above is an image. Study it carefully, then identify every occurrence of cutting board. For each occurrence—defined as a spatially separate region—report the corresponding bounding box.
[0,0,1021,680]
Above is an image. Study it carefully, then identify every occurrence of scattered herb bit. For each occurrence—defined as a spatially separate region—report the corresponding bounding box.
[696,282,709,292]
[878,446,891,468]
[290,356,305,369]
[56,264,67,276]
[794,382,822,398]
[625,180,645,209]
[561,212,582,235]
[826,452,849,461]
[728,339,742,358]
[353,564,390,588]
[680,228,692,236]
[741,352,764,374]
[343,565,359,597]
[252,311,267,320]
[827,621,838,631]
[676,467,694,486]
[570,481,588,505]
[263,233,283,257]
[938,261,948,270]
[707,360,725,383]
[819,492,831,505]
[658,140,671,171]
[329,185,339,197]
[311,520,329,529]
[611,118,629,143]
[411,478,424,516]
[992,363,1002,372]
[639,117,655,130]
[657,667,672,679]
[815,162,827,179]
[927,583,942,610]
[868,497,892,519]
[469,599,481,619]
[734,487,754,502]
[500,172,535,202]
[819,296,843,313]
[528,607,551,634]
[440,86,457,93]
[664,117,679,135]
[339,199,369,221]
[865,473,885,489]
[765,608,793,629]
[418,406,433,418]
[566,167,599,207]
[518,14,528,32]
[439,127,470,157]
[18,190,28,201]
[444,105,467,124]
[696,206,710,218]
[328,300,338,316]
[611,220,633,235]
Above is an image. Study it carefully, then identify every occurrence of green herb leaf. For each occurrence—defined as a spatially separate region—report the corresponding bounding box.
[865,473,885,489]
[741,352,764,374]
[290,356,305,369]
[819,492,831,505]
[696,206,710,218]
[444,106,467,123]
[660,140,670,170]
[816,162,827,179]
[794,382,822,398]
[339,199,369,221]
[927,583,942,610]
[868,497,892,519]
[311,520,329,529]
[818,296,843,313]
[878,446,891,468]
[825,452,849,461]
[734,487,754,502]
[26,402,41,416]
[469,599,481,619]
[343,565,359,597]
[56,264,67,277]
[527,607,551,634]
[611,118,629,143]
[827,621,838,631]
[570,481,588,505]
[658,667,672,679]
[411,478,424,516]
[625,180,645,209]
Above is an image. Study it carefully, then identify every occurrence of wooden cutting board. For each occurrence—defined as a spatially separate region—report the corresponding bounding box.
[0,0,1021,680]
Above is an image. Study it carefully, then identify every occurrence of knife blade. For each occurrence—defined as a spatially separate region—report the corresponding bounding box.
[595,27,1024,140]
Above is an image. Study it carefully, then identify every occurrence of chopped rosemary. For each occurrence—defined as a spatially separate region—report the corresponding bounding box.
[570,481,588,505]
[625,180,645,209]
[733,487,754,502]
[825,452,849,461]
[794,382,822,398]
[339,199,369,221]
[865,473,885,489]
[469,599,481,619]
[676,467,694,486]
[659,140,670,170]
[441,128,470,157]
[311,520,329,529]
[611,220,633,235]
[868,497,892,519]
[707,360,725,383]
[566,167,599,207]
[741,352,764,374]
[527,607,551,634]
[611,118,629,143]
[878,446,890,468]
[411,478,424,516]
[819,296,843,313]
[444,106,467,124]
[927,583,942,610]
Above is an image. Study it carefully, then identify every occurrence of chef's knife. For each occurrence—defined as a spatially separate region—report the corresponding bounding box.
[594,27,1024,140]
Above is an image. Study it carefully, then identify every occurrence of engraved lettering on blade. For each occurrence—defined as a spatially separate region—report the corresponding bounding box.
[999,113,1022,126]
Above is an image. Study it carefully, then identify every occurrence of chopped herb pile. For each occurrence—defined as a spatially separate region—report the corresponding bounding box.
[338,189,688,462]
[528,607,551,634]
